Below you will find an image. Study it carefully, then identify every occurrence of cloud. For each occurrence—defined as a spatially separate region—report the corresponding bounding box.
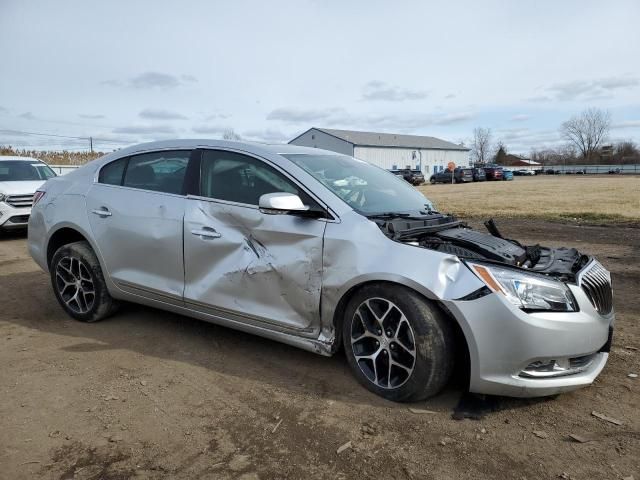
[191,125,230,135]
[444,94,456,99]
[362,81,428,102]
[112,125,176,135]
[79,113,105,119]
[130,72,184,89]
[103,72,198,89]
[612,120,640,130]
[267,107,345,124]
[204,113,231,121]
[139,108,188,120]
[541,76,639,102]
[526,95,552,103]
[0,106,8,113]
[493,127,563,151]
[433,112,474,125]
[267,106,474,132]
[511,114,531,122]
[19,112,36,120]
[242,128,290,143]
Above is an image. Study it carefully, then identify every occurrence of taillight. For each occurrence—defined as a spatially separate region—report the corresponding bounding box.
[33,191,46,206]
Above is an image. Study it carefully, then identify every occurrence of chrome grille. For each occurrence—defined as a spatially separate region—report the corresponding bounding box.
[6,194,34,208]
[579,261,613,315]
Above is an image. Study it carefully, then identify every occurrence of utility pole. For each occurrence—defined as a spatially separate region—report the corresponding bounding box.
[89,136,93,153]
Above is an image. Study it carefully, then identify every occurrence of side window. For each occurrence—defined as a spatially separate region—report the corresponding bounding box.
[200,150,314,207]
[123,150,190,194]
[99,157,127,185]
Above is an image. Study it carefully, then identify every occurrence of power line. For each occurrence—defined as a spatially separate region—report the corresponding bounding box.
[0,128,133,153]
[0,128,89,140]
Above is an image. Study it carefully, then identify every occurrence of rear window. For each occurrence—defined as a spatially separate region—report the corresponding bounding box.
[123,151,190,194]
[99,151,191,194]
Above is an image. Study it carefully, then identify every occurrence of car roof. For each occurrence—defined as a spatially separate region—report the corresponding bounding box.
[107,139,343,159]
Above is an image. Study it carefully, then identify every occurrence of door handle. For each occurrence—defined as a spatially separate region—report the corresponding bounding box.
[191,227,222,239]
[91,207,112,217]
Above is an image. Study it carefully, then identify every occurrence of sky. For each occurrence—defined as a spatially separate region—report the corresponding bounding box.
[1,0,639,154]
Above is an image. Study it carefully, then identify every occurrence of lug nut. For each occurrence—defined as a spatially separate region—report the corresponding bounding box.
[390,344,396,350]
[382,350,388,355]
[386,330,393,337]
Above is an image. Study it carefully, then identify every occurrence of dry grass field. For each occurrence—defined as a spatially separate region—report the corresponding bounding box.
[419,175,640,223]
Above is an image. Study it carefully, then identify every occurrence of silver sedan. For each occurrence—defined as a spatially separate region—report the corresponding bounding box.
[28,140,614,401]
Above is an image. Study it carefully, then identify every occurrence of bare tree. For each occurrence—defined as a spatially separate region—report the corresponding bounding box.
[471,127,492,164]
[560,108,610,162]
[222,128,242,141]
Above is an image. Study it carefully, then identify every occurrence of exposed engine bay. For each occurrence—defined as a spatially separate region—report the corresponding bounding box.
[374,214,590,282]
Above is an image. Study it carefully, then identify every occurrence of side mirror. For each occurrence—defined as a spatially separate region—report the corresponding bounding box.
[258,192,309,214]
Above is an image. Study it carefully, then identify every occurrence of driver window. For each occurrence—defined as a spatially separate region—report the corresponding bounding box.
[200,150,315,207]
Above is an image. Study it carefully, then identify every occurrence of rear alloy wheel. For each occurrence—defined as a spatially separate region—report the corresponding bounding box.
[50,241,118,322]
[342,284,455,402]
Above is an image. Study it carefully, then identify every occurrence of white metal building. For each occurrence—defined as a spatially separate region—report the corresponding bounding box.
[289,127,470,175]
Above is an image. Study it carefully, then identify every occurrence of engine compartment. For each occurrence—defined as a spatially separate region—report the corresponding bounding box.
[375,214,590,282]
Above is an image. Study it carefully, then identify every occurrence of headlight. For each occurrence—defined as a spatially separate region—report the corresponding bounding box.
[468,262,577,312]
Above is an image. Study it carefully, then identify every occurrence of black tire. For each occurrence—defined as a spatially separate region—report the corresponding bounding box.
[342,283,455,402]
[429,177,436,184]
[50,241,118,322]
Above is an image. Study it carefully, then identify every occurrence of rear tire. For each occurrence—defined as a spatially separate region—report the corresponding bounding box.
[50,241,118,322]
[342,284,455,402]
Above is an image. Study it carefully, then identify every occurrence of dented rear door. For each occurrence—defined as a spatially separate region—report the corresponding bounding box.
[182,149,326,334]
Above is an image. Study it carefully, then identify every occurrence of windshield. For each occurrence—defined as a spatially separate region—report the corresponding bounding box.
[0,161,56,181]
[283,153,433,215]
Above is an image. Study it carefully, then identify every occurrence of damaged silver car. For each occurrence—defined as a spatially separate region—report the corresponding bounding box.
[28,140,614,401]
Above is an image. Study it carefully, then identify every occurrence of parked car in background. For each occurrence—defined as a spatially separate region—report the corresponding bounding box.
[27,140,615,402]
[0,156,56,232]
[483,164,503,180]
[514,169,535,176]
[392,168,425,185]
[608,168,621,174]
[472,167,486,181]
[430,167,473,184]
[502,169,514,181]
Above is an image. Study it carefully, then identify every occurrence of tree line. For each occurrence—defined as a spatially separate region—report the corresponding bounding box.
[471,108,640,166]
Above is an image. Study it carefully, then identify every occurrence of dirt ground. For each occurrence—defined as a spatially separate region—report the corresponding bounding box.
[1,219,638,480]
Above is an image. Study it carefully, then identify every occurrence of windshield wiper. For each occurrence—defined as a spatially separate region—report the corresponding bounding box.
[365,212,415,220]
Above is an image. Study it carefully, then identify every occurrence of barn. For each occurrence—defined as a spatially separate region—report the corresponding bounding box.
[288,127,470,175]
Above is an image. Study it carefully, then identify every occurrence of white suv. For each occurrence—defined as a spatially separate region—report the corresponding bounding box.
[0,156,56,232]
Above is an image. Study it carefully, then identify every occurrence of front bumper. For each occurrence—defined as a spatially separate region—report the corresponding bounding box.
[0,202,32,230]
[443,284,613,397]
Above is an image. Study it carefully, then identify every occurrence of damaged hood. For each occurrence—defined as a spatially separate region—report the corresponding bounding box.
[375,214,590,281]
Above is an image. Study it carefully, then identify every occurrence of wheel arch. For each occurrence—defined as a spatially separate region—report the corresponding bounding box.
[46,224,105,273]
[330,279,471,385]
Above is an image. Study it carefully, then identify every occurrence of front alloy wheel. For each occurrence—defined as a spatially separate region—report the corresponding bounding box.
[350,298,416,389]
[343,284,455,402]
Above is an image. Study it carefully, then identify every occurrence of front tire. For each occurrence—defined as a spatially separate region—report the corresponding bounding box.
[50,241,118,322]
[342,284,455,402]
